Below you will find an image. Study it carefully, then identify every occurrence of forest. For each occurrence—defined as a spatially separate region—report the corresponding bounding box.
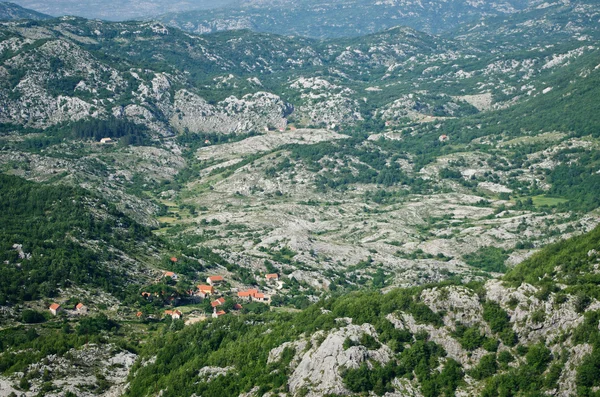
[0,174,154,304]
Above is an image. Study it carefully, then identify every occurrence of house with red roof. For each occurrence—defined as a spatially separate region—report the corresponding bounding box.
[211,297,226,308]
[164,310,183,320]
[253,293,271,304]
[49,303,62,316]
[265,273,279,282]
[237,289,258,301]
[237,288,271,304]
[75,303,87,314]
[212,309,226,318]
[197,285,215,297]
[163,271,178,280]
[207,275,224,286]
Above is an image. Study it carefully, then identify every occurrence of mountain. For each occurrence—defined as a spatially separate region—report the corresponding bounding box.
[8,0,237,21]
[105,225,600,396]
[0,5,599,396]
[158,0,550,38]
[0,2,50,20]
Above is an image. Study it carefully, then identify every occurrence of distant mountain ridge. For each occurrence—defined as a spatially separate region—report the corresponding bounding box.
[158,0,548,38]
[0,2,51,20]
[8,0,237,21]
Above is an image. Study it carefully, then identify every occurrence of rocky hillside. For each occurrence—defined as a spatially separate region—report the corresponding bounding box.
[0,2,50,21]
[0,6,599,396]
[116,224,600,397]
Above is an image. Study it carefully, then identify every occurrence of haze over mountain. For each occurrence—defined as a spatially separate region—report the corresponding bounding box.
[1,1,600,396]
[0,2,50,20]
[158,0,558,38]
[6,0,235,21]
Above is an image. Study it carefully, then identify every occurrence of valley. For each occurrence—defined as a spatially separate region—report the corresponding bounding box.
[0,1,600,396]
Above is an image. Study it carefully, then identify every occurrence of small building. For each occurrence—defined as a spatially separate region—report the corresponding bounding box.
[253,293,271,304]
[163,271,178,280]
[49,303,62,316]
[237,289,271,304]
[164,310,183,320]
[211,297,226,308]
[141,291,151,298]
[197,285,215,297]
[136,311,143,318]
[233,303,243,311]
[439,134,449,142]
[100,137,115,144]
[170,257,178,263]
[265,273,279,282]
[75,303,87,314]
[207,275,224,286]
[204,140,211,145]
[238,289,258,301]
[212,308,226,318]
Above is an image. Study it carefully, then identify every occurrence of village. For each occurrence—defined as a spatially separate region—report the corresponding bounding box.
[46,255,283,325]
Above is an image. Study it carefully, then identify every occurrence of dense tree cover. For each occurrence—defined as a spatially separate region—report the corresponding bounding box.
[462,247,509,273]
[0,174,155,304]
[343,341,464,396]
[285,137,432,193]
[505,223,600,298]
[69,118,150,145]
[0,316,138,378]
[124,286,458,396]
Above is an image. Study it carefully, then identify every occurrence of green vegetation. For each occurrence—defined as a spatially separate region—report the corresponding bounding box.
[0,174,155,304]
[505,224,600,299]
[463,247,509,273]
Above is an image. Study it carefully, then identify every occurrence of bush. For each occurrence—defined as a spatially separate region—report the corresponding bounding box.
[21,310,46,324]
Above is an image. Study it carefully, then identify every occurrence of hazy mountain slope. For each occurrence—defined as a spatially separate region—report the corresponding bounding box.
[159,0,542,38]
[0,2,50,21]
[452,0,600,49]
[9,0,237,20]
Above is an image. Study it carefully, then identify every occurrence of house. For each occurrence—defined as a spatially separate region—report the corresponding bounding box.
[75,303,87,314]
[136,311,143,318]
[237,289,258,301]
[164,310,183,320]
[212,308,226,318]
[204,140,211,145]
[233,303,243,311]
[170,257,178,263]
[237,289,271,304]
[265,273,279,282]
[49,303,62,316]
[211,297,226,308]
[141,291,151,298]
[439,134,449,142]
[253,293,271,304]
[163,271,178,280]
[197,285,215,297]
[207,275,224,286]
[100,137,115,144]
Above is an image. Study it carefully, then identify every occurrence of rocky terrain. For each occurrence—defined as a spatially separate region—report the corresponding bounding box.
[0,2,599,396]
